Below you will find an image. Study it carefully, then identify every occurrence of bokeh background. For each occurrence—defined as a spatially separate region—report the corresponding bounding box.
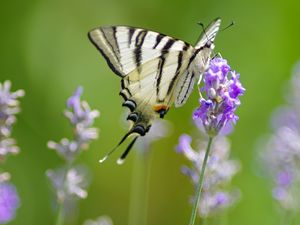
[1,0,300,224]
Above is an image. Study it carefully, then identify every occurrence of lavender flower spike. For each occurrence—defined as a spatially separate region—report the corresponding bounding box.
[193,58,245,136]
[0,81,25,158]
[47,87,99,162]
[177,136,240,217]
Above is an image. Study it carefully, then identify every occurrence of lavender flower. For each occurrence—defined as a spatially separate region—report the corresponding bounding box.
[177,135,240,217]
[0,180,20,224]
[47,167,89,203]
[193,58,245,136]
[47,87,99,223]
[47,86,99,162]
[259,62,300,212]
[260,108,300,210]
[0,81,24,158]
[84,216,113,225]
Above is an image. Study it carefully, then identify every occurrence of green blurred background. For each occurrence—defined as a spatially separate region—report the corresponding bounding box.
[1,0,300,224]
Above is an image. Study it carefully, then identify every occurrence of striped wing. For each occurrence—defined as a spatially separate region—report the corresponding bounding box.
[174,18,222,107]
[121,48,193,120]
[88,26,190,77]
[195,17,221,49]
[88,26,194,132]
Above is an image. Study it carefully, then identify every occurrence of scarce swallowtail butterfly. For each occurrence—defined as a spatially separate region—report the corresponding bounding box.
[88,18,221,164]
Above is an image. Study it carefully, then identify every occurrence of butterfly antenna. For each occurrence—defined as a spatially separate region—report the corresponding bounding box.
[197,22,209,41]
[220,21,235,32]
[99,130,133,163]
[117,136,139,165]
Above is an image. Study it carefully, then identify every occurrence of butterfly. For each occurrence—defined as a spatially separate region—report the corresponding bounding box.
[88,18,221,163]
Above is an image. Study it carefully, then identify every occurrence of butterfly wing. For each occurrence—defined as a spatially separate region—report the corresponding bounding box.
[195,17,221,49]
[121,49,193,128]
[89,26,195,123]
[174,18,221,107]
[88,26,190,77]
[88,26,195,162]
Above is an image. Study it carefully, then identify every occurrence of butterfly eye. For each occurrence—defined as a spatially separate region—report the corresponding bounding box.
[206,40,212,48]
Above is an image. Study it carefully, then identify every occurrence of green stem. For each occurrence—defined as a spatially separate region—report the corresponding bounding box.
[55,203,64,225]
[188,137,213,225]
[128,152,152,225]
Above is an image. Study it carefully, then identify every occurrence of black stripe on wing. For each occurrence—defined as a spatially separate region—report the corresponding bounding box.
[166,51,183,95]
[88,29,124,77]
[134,30,147,72]
[155,39,176,102]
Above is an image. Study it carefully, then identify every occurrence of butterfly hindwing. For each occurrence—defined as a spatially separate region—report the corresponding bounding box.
[121,48,193,127]
[174,69,196,107]
[174,18,222,107]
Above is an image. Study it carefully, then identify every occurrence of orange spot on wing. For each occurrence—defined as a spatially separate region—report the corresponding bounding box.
[153,104,169,112]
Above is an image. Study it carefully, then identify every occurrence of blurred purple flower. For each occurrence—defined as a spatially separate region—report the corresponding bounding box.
[260,61,300,211]
[0,181,20,224]
[261,110,300,210]
[47,167,90,203]
[0,81,24,158]
[193,58,245,136]
[47,86,99,221]
[177,136,240,217]
[48,87,99,162]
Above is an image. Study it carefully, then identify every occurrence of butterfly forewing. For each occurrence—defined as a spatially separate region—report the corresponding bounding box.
[195,17,221,49]
[88,26,190,77]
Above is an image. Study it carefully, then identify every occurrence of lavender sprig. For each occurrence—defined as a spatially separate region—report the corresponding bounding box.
[0,81,24,158]
[258,62,300,225]
[193,58,245,137]
[260,105,300,211]
[47,87,99,225]
[0,80,23,224]
[185,58,244,225]
[177,135,240,217]
[47,87,99,162]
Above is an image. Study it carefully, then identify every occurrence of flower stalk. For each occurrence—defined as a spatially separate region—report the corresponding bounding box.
[188,137,213,225]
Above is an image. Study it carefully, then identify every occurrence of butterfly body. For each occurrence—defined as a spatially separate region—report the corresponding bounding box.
[88,18,221,162]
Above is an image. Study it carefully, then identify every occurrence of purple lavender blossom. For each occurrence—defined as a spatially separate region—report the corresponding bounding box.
[47,167,90,203]
[177,136,240,217]
[260,61,300,211]
[0,181,20,224]
[193,58,245,136]
[261,109,300,210]
[0,81,24,158]
[48,87,99,162]
[47,87,99,221]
